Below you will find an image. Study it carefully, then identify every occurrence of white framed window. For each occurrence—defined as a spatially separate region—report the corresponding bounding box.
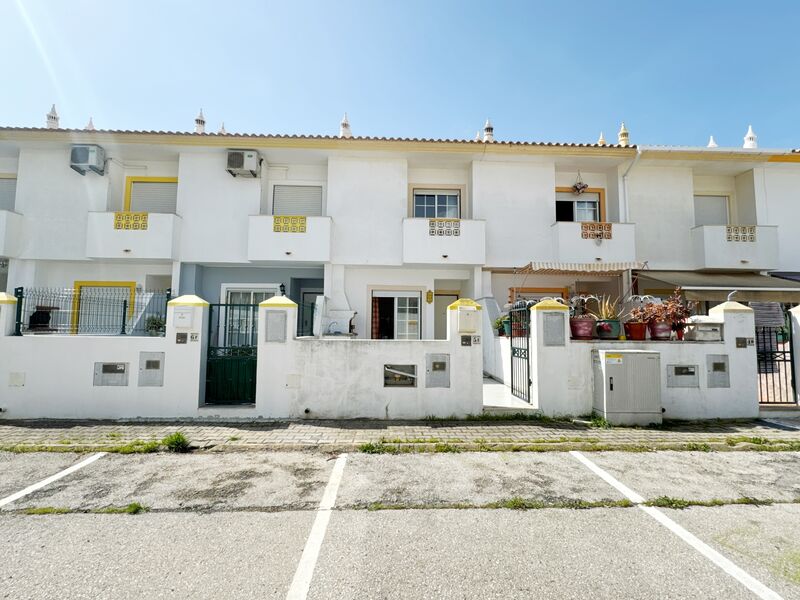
[555,191,601,222]
[371,290,421,340]
[693,195,729,226]
[273,184,323,216]
[218,284,281,347]
[0,177,16,211]
[413,189,460,219]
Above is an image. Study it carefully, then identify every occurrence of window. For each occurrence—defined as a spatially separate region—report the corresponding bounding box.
[555,190,602,222]
[125,177,178,213]
[220,286,279,347]
[0,177,16,211]
[371,291,421,340]
[273,185,323,216]
[413,189,460,219]
[694,195,729,226]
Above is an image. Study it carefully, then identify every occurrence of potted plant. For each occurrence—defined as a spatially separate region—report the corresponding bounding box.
[624,307,648,341]
[569,295,596,339]
[665,288,693,340]
[589,296,623,339]
[493,315,511,336]
[145,315,166,336]
[633,288,693,341]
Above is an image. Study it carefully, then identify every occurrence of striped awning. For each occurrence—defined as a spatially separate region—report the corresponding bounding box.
[515,261,644,275]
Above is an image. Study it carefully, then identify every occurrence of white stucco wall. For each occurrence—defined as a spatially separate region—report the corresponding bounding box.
[255,303,484,419]
[177,152,261,263]
[763,167,800,271]
[472,161,555,267]
[328,157,407,265]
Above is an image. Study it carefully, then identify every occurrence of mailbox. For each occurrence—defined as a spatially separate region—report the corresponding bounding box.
[93,362,129,387]
[706,354,730,388]
[666,364,699,388]
[457,307,480,334]
[138,352,165,387]
[425,353,450,388]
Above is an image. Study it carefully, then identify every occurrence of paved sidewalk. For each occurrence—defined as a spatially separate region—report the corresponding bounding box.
[0,418,799,451]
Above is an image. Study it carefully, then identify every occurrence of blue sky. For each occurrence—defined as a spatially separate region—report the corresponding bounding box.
[1,0,798,147]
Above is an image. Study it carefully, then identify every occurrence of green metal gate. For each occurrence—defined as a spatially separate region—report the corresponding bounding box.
[206,303,258,405]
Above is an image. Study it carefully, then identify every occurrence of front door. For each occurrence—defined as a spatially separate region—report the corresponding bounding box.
[371,291,421,340]
[299,289,323,336]
[434,294,458,340]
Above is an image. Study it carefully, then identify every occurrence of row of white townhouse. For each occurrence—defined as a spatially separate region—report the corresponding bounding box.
[2,118,800,343]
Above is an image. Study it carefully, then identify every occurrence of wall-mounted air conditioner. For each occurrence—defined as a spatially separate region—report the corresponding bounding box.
[226,150,261,178]
[70,144,106,176]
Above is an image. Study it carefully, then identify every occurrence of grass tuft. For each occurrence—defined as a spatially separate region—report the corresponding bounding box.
[94,502,149,515]
[24,506,70,515]
[162,432,191,453]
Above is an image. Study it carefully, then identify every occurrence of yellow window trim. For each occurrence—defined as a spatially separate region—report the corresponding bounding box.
[509,287,569,303]
[0,173,16,179]
[555,187,606,223]
[71,281,137,333]
[123,176,178,212]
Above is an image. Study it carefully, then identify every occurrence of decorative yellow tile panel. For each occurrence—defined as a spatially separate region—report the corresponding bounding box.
[726,225,756,242]
[428,219,461,236]
[114,212,149,230]
[581,222,612,239]
[273,215,307,233]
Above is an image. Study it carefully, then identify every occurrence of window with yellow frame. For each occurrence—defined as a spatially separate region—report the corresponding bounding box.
[123,177,178,213]
[555,187,605,222]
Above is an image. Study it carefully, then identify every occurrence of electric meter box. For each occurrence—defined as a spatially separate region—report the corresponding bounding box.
[592,349,662,426]
[457,307,480,334]
[425,353,450,388]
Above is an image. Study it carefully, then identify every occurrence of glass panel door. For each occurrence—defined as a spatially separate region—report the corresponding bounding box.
[395,295,420,340]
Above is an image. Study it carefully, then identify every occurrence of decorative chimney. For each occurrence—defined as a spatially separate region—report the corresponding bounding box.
[617,122,629,147]
[597,131,606,145]
[46,104,59,129]
[194,109,206,134]
[483,118,494,142]
[707,135,718,148]
[474,131,482,142]
[743,125,757,149]
[339,113,352,138]
[218,122,227,135]
[84,117,96,131]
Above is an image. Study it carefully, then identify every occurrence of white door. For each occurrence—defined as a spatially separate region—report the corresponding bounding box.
[372,291,421,340]
[434,294,458,340]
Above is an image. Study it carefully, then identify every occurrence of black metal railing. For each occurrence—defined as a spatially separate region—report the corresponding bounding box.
[207,303,259,349]
[509,301,532,403]
[13,286,171,336]
[756,325,796,405]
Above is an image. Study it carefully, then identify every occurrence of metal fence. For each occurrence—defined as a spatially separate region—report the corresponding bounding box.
[13,286,171,336]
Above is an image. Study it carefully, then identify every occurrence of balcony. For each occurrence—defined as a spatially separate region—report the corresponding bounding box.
[402,218,486,265]
[86,212,181,261]
[551,221,636,265]
[692,225,778,271]
[248,215,331,263]
[0,210,22,257]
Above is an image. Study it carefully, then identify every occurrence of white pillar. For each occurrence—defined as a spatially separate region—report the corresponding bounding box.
[166,294,209,409]
[529,299,572,415]
[446,298,485,415]
[0,292,17,336]
[709,300,758,417]
[789,306,800,405]
[256,296,298,417]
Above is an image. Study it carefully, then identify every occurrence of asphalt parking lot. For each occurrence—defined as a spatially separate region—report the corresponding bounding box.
[1,449,799,599]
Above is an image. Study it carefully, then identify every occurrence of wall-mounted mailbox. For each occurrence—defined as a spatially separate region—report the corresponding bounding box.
[457,307,479,334]
[138,352,165,387]
[426,353,450,388]
[543,312,566,346]
[93,362,129,387]
[706,354,730,388]
[173,307,194,329]
[384,364,417,387]
[666,364,699,388]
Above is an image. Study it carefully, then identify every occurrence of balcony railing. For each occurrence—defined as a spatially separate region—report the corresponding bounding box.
[691,225,778,270]
[402,218,486,265]
[551,221,636,264]
[247,215,331,262]
[86,212,181,261]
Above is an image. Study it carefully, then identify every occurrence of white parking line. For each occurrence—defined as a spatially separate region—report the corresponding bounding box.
[286,453,348,600]
[0,452,107,508]
[570,451,783,600]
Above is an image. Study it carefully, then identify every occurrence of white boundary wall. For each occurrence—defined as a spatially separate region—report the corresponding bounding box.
[528,301,759,420]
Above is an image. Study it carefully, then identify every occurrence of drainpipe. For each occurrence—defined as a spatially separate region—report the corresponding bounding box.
[621,146,642,223]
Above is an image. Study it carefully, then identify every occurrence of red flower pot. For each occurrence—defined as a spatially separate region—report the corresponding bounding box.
[648,320,672,340]
[624,322,647,341]
[569,318,595,340]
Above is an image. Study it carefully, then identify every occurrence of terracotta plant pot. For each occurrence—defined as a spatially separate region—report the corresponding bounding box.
[595,319,621,339]
[648,320,672,340]
[624,321,647,341]
[569,318,595,340]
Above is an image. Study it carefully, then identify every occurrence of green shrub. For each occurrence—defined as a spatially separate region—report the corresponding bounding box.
[162,432,191,453]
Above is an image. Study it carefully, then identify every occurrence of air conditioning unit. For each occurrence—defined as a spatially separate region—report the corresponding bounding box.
[70,144,106,176]
[226,150,261,178]
[592,349,662,426]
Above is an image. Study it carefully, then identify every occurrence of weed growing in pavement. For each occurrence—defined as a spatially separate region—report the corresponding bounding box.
[588,415,612,429]
[358,442,395,454]
[105,432,122,439]
[644,496,775,509]
[94,502,149,514]
[115,440,161,454]
[228,435,242,442]
[24,506,71,515]
[684,442,713,452]
[365,497,635,511]
[162,432,191,453]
